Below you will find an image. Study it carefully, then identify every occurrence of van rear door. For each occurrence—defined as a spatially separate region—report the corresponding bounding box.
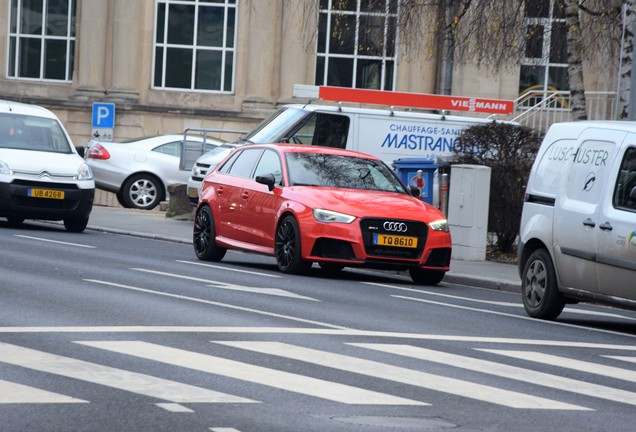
[552,129,623,293]
[596,143,636,302]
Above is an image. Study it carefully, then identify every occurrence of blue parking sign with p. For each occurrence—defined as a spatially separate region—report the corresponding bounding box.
[92,102,115,129]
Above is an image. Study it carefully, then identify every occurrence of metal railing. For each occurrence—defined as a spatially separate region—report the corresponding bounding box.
[507,90,618,132]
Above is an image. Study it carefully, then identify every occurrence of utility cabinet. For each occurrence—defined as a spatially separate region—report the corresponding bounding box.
[447,164,491,261]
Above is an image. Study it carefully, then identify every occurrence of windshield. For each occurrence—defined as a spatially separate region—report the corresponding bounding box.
[242,107,309,144]
[0,113,72,153]
[286,152,407,193]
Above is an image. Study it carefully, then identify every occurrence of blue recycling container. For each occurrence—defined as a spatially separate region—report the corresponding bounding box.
[392,158,438,204]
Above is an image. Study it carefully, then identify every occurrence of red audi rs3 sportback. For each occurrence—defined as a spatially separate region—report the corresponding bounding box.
[193,144,452,285]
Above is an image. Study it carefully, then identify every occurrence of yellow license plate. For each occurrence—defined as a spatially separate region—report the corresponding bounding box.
[28,188,65,200]
[373,234,418,248]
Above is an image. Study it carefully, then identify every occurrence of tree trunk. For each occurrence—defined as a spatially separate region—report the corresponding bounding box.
[619,0,635,119]
[563,0,588,120]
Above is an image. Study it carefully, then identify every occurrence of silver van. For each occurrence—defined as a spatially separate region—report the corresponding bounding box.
[518,121,636,319]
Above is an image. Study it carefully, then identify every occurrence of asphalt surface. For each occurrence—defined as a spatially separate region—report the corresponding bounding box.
[81,205,522,293]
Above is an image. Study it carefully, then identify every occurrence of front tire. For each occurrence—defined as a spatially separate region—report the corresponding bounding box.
[64,217,89,233]
[409,268,445,285]
[6,217,24,227]
[122,174,165,210]
[275,215,311,274]
[193,205,226,261]
[521,248,565,320]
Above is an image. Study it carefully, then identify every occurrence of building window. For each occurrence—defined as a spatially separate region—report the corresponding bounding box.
[7,0,76,82]
[519,0,568,96]
[153,0,237,92]
[315,0,398,90]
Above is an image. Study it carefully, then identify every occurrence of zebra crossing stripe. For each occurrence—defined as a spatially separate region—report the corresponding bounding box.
[480,350,636,383]
[357,344,636,407]
[216,341,589,410]
[603,356,636,365]
[76,340,427,406]
[0,342,254,404]
[0,379,86,404]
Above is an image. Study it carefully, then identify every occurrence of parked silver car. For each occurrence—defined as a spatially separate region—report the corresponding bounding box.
[86,134,222,210]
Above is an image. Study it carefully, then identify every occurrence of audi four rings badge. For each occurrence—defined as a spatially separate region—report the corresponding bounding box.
[383,221,408,232]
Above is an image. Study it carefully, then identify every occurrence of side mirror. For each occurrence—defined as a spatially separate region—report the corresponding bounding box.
[256,173,276,191]
[409,186,421,197]
[630,186,636,202]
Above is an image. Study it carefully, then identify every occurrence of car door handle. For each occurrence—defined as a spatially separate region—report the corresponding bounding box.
[582,218,595,228]
[216,187,223,196]
[241,191,249,199]
[599,222,613,231]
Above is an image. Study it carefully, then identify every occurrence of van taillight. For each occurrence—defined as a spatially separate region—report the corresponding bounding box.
[87,144,110,160]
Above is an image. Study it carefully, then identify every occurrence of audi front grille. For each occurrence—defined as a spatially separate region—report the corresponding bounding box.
[359,218,427,259]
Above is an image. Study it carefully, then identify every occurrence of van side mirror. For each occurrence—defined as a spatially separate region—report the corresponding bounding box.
[409,186,421,197]
[256,173,276,191]
[630,186,636,202]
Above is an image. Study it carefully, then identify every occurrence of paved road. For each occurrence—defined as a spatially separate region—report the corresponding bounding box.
[2,215,635,432]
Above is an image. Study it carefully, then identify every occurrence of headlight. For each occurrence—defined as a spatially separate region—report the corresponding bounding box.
[0,161,10,175]
[313,208,356,224]
[429,219,449,232]
[77,163,93,180]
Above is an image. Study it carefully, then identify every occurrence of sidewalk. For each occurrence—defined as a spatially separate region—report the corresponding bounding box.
[86,205,521,293]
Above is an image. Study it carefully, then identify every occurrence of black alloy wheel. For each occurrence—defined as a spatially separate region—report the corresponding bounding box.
[275,215,311,274]
[193,205,226,261]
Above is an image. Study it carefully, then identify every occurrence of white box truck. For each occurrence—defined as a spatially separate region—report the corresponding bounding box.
[187,86,512,204]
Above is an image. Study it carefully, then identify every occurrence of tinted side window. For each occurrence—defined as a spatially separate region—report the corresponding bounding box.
[613,147,636,212]
[218,151,241,173]
[313,113,350,148]
[153,141,180,156]
[227,148,263,178]
[253,149,283,185]
[287,112,350,148]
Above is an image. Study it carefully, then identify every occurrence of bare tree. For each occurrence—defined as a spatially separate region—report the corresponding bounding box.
[619,0,636,118]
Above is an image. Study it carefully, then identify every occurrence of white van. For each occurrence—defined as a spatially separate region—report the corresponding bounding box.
[518,121,636,320]
[187,103,496,203]
[0,100,95,232]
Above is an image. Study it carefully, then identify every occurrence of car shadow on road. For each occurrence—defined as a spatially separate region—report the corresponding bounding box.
[220,259,419,285]
[558,318,636,336]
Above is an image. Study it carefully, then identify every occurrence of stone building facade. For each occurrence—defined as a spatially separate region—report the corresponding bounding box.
[0,0,620,148]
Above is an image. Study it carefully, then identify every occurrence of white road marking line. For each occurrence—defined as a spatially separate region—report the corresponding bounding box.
[84,280,344,329]
[210,428,242,432]
[604,356,636,364]
[134,267,318,300]
[392,294,636,339]
[0,326,635,351]
[14,235,96,248]
[215,341,587,410]
[0,342,254,404]
[156,403,194,413]
[0,379,87,404]
[177,260,281,278]
[77,340,426,406]
[480,350,636,383]
[357,344,636,407]
[365,282,636,320]
[206,283,319,301]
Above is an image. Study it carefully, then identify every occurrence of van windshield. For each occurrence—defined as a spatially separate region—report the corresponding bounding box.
[0,113,72,153]
[241,107,308,144]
